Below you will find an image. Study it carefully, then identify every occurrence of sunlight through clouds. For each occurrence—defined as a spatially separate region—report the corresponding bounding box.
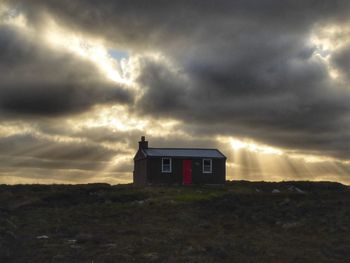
[310,23,350,80]
[0,3,27,29]
[0,122,34,137]
[43,20,133,86]
[1,1,350,185]
[1,4,134,87]
[229,138,283,156]
[75,105,148,132]
[217,136,350,184]
[72,105,185,137]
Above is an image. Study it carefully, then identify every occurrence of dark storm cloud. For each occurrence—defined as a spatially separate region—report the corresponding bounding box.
[332,46,350,81]
[2,1,350,164]
[0,25,132,117]
[7,1,350,50]
[135,50,350,158]
[136,57,190,116]
[127,1,350,159]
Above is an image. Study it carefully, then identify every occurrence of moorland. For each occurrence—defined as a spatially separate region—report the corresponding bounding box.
[0,181,349,262]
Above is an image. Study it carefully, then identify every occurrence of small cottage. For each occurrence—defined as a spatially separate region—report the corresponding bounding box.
[133,136,226,186]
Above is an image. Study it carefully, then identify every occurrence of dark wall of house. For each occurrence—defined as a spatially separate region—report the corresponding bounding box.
[192,158,226,184]
[148,158,183,184]
[133,158,147,186]
[147,157,226,185]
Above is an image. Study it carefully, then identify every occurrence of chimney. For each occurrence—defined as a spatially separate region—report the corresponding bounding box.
[138,136,148,149]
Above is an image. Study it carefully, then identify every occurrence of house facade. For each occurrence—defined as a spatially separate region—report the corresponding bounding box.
[133,136,226,186]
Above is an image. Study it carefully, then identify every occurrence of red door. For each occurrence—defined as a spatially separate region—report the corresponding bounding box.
[182,160,192,185]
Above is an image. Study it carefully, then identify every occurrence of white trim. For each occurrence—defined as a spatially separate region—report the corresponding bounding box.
[202,159,212,173]
[162,157,172,173]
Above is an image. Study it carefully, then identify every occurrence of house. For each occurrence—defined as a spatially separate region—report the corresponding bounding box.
[133,136,226,186]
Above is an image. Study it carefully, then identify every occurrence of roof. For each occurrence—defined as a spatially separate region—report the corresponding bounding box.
[142,148,226,158]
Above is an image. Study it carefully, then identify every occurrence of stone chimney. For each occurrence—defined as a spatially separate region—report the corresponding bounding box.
[138,136,148,149]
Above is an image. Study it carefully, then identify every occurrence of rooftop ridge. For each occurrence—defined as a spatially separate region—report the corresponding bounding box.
[146,147,221,150]
[143,148,226,158]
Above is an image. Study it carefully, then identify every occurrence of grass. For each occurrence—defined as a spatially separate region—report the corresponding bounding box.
[0,181,349,262]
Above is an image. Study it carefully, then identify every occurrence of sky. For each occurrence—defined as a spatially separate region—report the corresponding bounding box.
[0,0,350,185]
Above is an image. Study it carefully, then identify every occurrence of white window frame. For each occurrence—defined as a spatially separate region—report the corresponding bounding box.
[162,157,172,173]
[203,159,212,173]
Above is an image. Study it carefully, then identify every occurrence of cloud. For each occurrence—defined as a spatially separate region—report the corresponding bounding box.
[0,133,117,163]
[1,0,350,184]
[0,24,133,117]
[125,2,350,160]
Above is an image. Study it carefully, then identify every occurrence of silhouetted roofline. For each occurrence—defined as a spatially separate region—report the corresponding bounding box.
[141,148,226,158]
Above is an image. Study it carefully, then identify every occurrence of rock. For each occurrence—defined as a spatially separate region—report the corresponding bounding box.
[199,222,211,229]
[101,243,117,249]
[182,246,195,255]
[288,185,306,194]
[182,245,206,255]
[280,198,291,206]
[75,233,101,244]
[132,200,146,205]
[101,253,134,262]
[5,230,17,240]
[51,254,66,263]
[205,246,228,259]
[142,237,153,243]
[66,239,76,244]
[5,219,17,229]
[143,252,159,261]
[36,235,49,239]
[282,222,301,229]
[145,199,155,205]
[294,187,306,194]
[69,244,83,249]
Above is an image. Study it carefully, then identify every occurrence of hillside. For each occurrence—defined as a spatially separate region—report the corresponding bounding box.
[0,181,349,263]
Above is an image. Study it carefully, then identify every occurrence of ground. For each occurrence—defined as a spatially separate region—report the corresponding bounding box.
[0,181,349,263]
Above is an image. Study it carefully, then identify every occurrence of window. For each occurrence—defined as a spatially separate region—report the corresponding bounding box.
[162,158,172,173]
[203,159,212,173]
